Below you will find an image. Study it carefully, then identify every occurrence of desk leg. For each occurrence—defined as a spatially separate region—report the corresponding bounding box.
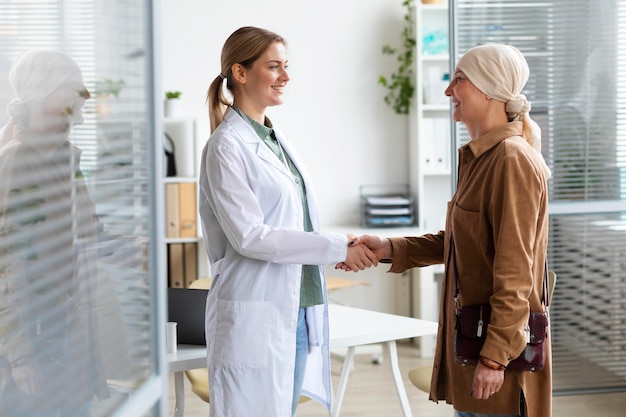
[331,345,355,417]
[386,341,413,417]
[174,371,185,417]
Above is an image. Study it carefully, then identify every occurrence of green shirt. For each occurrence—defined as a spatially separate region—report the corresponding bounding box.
[231,106,323,307]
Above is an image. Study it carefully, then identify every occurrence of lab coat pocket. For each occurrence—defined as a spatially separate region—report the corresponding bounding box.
[212,300,269,368]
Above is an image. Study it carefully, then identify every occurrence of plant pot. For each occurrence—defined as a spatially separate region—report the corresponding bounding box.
[96,94,111,116]
[164,98,181,118]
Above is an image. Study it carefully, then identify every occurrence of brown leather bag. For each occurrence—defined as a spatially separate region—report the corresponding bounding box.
[454,303,548,372]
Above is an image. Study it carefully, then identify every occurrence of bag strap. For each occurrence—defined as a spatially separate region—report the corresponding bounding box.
[542,261,550,308]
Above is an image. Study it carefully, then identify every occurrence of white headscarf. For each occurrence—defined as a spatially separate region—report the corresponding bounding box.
[456,44,551,179]
[0,50,86,145]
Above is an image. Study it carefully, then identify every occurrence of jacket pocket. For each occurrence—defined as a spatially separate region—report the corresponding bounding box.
[450,203,482,282]
[212,300,269,368]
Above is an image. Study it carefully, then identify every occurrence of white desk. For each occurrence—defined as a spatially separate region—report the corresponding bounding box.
[328,304,438,417]
[167,304,438,417]
[167,345,207,417]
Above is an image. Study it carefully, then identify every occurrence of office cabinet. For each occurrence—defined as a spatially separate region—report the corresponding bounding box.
[408,0,453,357]
[410,1,452,230]
[163,118,204,288]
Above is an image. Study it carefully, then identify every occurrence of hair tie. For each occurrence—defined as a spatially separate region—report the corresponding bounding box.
[219,73,226,80]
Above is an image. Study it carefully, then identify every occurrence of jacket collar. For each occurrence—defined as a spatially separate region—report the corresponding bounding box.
[466,121,524,158]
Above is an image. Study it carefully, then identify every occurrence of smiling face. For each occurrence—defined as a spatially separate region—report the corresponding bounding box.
[445,70,486,126]
[30,78,90,135]
[231,41,289,122]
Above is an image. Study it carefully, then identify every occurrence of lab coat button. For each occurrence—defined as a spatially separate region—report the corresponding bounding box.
[290,321,296,329]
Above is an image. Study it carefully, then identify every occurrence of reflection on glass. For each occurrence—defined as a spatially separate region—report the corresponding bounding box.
[0,50,149,416]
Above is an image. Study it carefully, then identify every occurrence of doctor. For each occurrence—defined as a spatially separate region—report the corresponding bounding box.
[199,26,377,417]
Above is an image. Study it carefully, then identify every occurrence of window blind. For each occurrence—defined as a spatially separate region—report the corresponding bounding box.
[0,1,161,414]
[452,0,626,394]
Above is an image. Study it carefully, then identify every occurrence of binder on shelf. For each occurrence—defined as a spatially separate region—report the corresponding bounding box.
[165,181,197,238]
[420,117,450,174]
[183,242,198,288]
[168,243,185,288]
[178,182,197,238]
[165,183,180,238]
[432,117,450,172]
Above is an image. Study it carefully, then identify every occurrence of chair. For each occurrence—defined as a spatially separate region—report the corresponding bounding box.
[407,270,557,394]
[183,277,311,405]
[408,365,432,393]
[183,278,213,402]
[548,270,557,304]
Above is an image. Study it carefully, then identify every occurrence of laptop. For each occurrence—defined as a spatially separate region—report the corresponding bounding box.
[167,287,209,345]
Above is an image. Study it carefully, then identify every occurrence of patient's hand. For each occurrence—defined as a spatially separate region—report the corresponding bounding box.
[357,235,393,260]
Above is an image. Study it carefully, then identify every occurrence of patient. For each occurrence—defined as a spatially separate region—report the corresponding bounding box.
[0,50,145,417]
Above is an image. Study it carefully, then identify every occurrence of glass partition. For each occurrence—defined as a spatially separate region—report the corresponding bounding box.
[0,0,165,415]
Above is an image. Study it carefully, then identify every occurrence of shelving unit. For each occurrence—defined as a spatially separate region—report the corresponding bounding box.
[408,1,453,357]
[91,119,149,236]
[410,1,452,231]
[162,118,206,288]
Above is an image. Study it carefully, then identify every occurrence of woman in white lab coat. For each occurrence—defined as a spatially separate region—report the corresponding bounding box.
[199,26,377,417]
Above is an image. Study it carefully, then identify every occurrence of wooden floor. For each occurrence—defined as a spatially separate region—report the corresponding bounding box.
[169,342,626,417]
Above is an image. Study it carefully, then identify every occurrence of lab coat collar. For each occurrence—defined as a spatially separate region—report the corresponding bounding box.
[223,108,292,177]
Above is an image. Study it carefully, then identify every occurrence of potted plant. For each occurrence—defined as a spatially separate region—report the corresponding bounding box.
[93,77,126,116]
[378,0,416,115]
[164,91,182,118]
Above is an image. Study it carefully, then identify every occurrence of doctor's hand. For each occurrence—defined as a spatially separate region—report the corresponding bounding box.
[335,235,392,271]
[340,242,378,272]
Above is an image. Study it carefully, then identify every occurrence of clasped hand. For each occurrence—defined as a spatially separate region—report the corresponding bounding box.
[336,235,392,272]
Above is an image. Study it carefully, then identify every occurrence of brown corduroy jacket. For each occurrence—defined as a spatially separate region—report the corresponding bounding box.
[388,122,552,417]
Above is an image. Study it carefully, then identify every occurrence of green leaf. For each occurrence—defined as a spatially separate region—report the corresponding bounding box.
[378,0,415,115]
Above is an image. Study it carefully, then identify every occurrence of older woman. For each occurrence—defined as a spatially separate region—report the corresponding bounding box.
[351,44,552,417]
[0,50,145,417]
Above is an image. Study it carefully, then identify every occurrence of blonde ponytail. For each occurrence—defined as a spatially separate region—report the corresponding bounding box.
[207,74,231,133]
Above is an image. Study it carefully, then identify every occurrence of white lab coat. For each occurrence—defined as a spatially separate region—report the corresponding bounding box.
[199,109,346,417]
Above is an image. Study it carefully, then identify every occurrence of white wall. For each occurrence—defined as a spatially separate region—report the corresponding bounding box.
[160,0,410,227]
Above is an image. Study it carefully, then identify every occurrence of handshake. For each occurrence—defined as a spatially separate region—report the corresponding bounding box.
[335,234,393,272]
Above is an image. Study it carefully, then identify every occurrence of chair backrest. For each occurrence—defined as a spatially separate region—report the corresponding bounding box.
[548,270,557,304]
[189,277,213,290]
